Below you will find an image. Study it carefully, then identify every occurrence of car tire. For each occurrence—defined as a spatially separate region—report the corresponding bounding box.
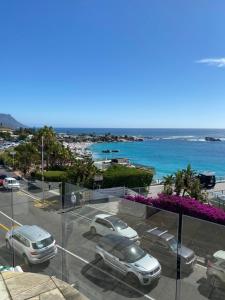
[23,254,31,266]
[95,254,104,267]
[209,275,222,288]
[126,273,139,286]
[90,226,96,235]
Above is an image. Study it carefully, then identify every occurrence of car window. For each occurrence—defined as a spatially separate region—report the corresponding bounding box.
[12,234,21,242]
[112,249,124,260]
[96,218,113,229]
[12,233,26,245]
[32,236,54,249]
[121,244,146,263]
[95,218,105,226]
[156,240,168,248]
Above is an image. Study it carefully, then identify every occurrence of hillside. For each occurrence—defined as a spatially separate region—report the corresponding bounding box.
[0,114,26,129]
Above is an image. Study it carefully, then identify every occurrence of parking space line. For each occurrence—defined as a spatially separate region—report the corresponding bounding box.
[86,204,116,215]
[70,211,92,222]
[0,208,155,300]
[0,223,9,231]
[0,211,22,226]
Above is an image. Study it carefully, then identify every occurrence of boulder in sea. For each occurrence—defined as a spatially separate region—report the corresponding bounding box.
[205,137,221,142]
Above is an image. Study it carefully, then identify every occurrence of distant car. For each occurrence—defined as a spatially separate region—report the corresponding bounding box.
[198,172,216,189]
[5,225,57,265]
[0,174,7,186]
[3,177,20,190]
[90,214,139,242]
[206,250,225,288]
[96,234,161,286]
[140,227,196,272]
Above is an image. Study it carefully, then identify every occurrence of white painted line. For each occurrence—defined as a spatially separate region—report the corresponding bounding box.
[86,204,116,215]
[0,211,22,226]
[70,211,91,222]
[20,189,40,201]
[0,208,155,300]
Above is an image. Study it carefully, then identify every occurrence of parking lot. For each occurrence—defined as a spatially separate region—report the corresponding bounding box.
[0,169,225,299]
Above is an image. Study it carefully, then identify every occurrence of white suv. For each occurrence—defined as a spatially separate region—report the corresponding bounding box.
[90,214,139,242]
[3,177,20,190]
[96,234,161,286]
[5,225,57,265]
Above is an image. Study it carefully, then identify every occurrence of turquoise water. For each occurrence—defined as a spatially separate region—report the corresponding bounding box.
[55,128,225,179]
[89,133,225,179]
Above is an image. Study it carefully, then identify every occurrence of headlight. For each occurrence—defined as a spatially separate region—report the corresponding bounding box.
[139,270,149,275]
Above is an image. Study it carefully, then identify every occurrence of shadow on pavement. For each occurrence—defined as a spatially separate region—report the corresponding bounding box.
[197,277,225,300]
[81,258,157,298]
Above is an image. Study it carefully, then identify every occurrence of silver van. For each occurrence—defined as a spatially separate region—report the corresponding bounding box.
[5,225,57,265]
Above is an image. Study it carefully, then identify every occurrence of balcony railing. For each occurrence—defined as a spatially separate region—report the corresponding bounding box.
[0,179,225,300]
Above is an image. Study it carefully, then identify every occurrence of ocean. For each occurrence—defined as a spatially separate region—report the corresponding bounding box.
[55,128,225,179]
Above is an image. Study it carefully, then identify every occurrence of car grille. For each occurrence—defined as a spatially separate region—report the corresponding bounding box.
[186,254,195,263]
[149,266,161,275]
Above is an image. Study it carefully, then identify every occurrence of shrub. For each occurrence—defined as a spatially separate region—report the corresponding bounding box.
[34,170,68,182]
[125,194,225,225]
[102,165,153,188]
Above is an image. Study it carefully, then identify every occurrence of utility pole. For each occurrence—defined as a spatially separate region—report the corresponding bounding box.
[41,136,45,202]
[10,151,16,170]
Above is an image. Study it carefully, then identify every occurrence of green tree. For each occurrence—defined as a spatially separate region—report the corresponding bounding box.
[163,175,174,195]
[67,158,99,187]
[15,143,40,174]
[32,126,73,170]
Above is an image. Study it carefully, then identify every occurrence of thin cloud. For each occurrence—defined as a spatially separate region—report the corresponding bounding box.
[196,58,225,68]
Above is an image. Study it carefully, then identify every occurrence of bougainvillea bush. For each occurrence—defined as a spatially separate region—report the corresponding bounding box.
[125,194,225,225]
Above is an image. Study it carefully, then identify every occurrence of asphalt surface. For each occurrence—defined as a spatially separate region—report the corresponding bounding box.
[0,167,225,300]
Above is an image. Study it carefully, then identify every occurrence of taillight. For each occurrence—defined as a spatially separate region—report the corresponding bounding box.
[207,260,213,267]
[30,251,38,255]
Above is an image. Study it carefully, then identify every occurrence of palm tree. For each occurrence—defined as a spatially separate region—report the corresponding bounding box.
[163,175,174,195]
[174,170,184,196]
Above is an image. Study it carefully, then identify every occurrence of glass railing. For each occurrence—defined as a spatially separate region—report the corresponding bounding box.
[0,179,225,300]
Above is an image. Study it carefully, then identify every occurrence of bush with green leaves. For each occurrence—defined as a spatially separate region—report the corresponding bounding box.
[102,165,153,188]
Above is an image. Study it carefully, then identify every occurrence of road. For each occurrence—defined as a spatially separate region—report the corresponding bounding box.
[0,169,224,299]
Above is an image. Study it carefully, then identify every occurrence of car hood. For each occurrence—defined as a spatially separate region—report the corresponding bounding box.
[118,227,138,239]
[131,254,160,271]
[178,246,194,259]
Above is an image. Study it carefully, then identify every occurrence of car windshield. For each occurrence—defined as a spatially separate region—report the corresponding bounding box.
[121,244,146,263]
[110,218,128,230]
[168,238,178,252]
[32,236,54,249]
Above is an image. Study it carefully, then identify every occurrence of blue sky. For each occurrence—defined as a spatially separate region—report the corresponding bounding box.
[0,0,225,128]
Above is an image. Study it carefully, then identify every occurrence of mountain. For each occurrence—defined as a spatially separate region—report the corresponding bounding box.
[0,114,26,129]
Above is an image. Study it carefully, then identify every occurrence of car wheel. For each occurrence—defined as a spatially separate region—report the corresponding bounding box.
[23,254,31,266]
[90,226,96,235]
[126,273,139,286]
[5,240,11,250]
[209,275,222,288]
[95,254,104,266]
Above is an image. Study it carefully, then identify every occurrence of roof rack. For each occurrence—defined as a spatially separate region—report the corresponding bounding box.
[158,230,168,236]
[147,227,158,233]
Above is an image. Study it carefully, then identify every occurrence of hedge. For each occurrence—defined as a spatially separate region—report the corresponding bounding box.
[125,194,225,226]
[34,171,68,182]
[102,165,154,188]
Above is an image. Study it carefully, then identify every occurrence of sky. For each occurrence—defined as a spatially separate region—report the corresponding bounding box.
[0,0,225,128]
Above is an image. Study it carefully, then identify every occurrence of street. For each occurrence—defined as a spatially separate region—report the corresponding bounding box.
[0,170,224,299]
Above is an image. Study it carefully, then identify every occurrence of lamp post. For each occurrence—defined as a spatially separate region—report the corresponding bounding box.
[41,136,45,202]
[10,151,16,170]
